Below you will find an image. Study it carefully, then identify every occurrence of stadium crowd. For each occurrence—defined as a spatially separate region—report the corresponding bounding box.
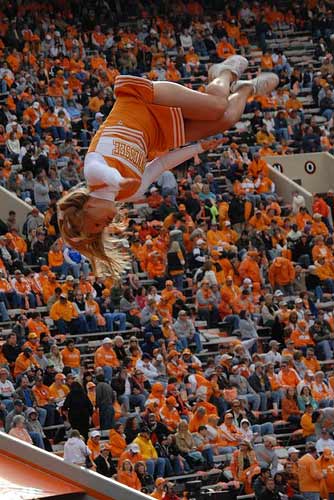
[2,0,334,499]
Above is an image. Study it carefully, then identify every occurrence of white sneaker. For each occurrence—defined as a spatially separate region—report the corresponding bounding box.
[231,72,279,95]
[208,55,249,82]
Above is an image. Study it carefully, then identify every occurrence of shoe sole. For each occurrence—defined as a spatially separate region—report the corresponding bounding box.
[208,55,248,82]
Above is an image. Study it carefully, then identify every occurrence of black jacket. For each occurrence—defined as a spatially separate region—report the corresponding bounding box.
[248,372,271,393]
[228,197,246,224]
[94,454,116,477]
[2,342,20,364]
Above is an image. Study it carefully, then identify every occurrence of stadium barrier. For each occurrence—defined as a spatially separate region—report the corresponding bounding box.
[266,152,334,210]
[0,432,151,500]
[0,186,32,231]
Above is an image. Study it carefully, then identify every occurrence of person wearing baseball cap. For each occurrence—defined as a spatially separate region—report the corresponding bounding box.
[162,279,186,303]
[22,332,39,352]
[13,347,39,378]
[265,340,282,365]
[94,337,120,383]
[87,430,101,460]
[49,372,69,403]
[151,478,166,499]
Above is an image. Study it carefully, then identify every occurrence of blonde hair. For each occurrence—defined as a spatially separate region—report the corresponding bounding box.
[57,187,129,279]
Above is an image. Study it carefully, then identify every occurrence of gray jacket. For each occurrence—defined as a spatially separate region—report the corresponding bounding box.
[173,318,195,339]
[96,382,114,408]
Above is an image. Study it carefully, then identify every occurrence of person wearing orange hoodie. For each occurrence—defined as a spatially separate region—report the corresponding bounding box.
[147,382,166,411]
[159,396,181,432]
[268,256,295,294]
[94,337,120,382]
[238,251,262,286]
[117,459,141,491]
[106,422,127,457]
[248,209,270,231]
[248,153,269,178]
[189,406,209,432]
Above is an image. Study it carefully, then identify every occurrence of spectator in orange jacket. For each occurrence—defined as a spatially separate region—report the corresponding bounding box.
[117,460,142,491]
[14,347,40,379]
[310,214,329,238]
[159,396,181,432]
[42,272,59,303]
[32,376,58,427]
[61,339,81,376]
[48,240,68,278]
[268,256,295,294]
[26,311,50,338]
[50,293,85,334]
[94,337,120,382]
[238,251,262,286]
[248,153,269,178]
[216,37,236,59]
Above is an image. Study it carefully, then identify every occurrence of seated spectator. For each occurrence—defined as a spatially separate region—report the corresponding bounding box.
[64,429,94,466]
[254,436,278,475]
[94,444,117,477]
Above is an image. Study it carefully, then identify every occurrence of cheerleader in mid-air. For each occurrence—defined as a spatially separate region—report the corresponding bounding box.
[57,56,278,277]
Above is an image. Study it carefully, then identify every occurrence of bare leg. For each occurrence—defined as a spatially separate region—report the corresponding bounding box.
[183,85,253,142]
[152,71,234,121]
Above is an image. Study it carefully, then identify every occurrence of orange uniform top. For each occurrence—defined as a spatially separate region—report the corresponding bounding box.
[87,75,185,201]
